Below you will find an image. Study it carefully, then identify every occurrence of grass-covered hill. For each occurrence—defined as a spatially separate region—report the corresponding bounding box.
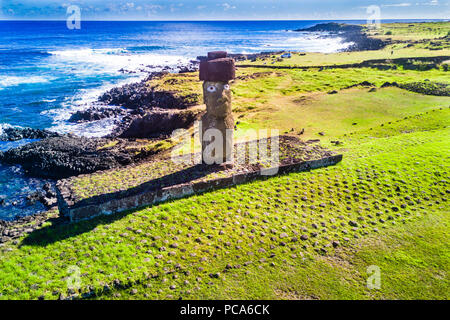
[0,22,448,300]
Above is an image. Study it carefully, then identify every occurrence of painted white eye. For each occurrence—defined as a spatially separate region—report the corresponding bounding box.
[224,84,230,90]
[207,85,217,93]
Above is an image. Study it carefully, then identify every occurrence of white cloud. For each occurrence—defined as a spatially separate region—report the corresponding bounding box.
[382,2,411,7]
[144,4,164,15]
[144,4,163,11]
[221,3,236,11]
[420,0,439,5]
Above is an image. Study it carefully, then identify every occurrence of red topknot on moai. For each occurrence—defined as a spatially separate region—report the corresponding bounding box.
[199,51,236,165]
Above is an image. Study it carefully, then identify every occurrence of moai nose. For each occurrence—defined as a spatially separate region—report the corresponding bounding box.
[220,90,230,102]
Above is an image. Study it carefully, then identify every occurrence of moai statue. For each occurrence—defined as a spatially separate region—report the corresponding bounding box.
[199,51,236,166]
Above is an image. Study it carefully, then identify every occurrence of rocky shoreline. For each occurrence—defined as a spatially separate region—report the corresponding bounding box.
[0,62,203,226]
[294,22,387,51]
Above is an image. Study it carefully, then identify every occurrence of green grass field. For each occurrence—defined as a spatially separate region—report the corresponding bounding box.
[0,21,449,300]
[366,22,450,41]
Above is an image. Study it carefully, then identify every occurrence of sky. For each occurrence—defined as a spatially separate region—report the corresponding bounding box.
[0,0,448,20]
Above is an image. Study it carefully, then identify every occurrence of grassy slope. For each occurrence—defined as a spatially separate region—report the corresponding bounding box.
[231,64,449,139]
[0,110,448,300]
[237,47,450,67]
[0,22,449,300]
[235,86,449,140]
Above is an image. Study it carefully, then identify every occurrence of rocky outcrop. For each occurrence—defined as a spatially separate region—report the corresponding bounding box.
[295,22,363,33]
[94,71,204,138]
[295,22,386,51]
[0,127,61,141]
[68,106,128,123]
[0,136,140,179]
[99,72,200,110]
[115,108,203,138]
[98,81,153,109]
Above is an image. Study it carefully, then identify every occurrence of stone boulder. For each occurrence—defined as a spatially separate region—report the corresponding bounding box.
[117,108,203,138]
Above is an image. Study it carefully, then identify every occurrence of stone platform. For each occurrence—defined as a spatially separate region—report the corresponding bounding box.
[56,136,343,222]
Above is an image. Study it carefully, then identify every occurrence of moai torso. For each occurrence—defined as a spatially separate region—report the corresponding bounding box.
[199,52,236,165]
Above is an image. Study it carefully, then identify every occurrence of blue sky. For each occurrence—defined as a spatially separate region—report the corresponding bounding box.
[0,0,448,20]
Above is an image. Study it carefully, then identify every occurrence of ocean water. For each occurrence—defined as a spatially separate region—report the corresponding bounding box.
[0,19,440,220]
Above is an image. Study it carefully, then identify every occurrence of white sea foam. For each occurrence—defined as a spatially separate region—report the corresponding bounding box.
[263,32,353,53]
[44,76,142,138]
[49,48,190,74]
[50,117,120,138]
[0,76,53,90]
[0,123,13,135]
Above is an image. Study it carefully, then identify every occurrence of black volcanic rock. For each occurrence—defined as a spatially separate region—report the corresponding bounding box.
[0,136,136,179]
[68,106,128,123]
[99,81,154,109]
[100,84,200,110]
[99,72,199,110]
[114,108,203,138]
[0,127,61,142]
[295,22,363,33]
